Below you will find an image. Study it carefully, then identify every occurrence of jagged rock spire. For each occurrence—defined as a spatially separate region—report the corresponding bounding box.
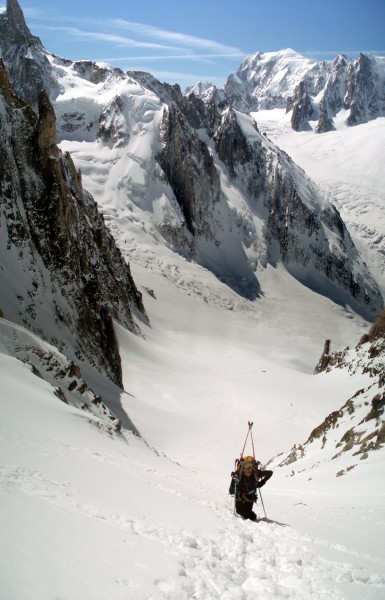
[368,308,385,341]
[0,0,56,109]
[6,0,30,34]
[2,0,39,46]
[359,307,385,346]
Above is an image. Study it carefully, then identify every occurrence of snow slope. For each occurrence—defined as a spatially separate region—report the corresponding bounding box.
[1,249,385,599]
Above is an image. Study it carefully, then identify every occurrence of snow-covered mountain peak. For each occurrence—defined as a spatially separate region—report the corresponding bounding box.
[185,80,214,96]
[223,48,385,132]
[224,49,317,111]
[240,47,314,74]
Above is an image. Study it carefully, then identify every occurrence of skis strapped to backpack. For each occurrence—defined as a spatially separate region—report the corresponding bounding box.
[231,421,267,518]
[241,421,255,460]
[232,421,255,514]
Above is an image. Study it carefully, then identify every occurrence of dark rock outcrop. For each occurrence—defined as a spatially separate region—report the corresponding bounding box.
[314,339,332,373]
[0,59,147,386]
[288,81,314,131]
[158,104,221,238]
[214,108,255,177]
[357,307,385,351]
[0,0,60,109]
[365,307,385,342]
[346,53,380,126]
[316,307,385,376]
[316,99,335,133]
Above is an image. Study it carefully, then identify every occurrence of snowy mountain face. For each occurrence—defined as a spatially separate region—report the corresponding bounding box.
[0,1,382,318]
[223,49,385,132]
[0,57,146,387]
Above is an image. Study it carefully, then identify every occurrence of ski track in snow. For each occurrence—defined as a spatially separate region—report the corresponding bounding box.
[2,458,385,600]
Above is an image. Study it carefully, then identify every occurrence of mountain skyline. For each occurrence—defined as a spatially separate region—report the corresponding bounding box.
[3,0,384,88]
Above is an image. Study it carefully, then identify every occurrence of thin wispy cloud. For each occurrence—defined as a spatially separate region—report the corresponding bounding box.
[34,16,245,64]
[45,26,183,51]
[109,19,243,55]
[21,5,247,85]
[27,9,244,57]
[99,53,247,63]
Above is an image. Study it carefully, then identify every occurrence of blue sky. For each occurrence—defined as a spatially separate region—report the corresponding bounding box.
[12,0,385,88]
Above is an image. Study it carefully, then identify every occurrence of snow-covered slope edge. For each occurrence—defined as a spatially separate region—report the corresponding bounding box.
[2,309,385,599]
[269,307,385,477]
[0,317,133,433]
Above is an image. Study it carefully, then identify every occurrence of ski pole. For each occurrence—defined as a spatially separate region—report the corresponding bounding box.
[233,458,240,515]
[259,486,267,519]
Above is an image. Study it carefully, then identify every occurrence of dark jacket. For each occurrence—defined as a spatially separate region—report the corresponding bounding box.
[229,467,273,502]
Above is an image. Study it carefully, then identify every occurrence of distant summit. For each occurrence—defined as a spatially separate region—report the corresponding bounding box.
[188,49,385,133]
[185,81,214,97]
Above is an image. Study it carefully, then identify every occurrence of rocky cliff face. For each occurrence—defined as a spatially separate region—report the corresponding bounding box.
[345,53,382,126]
[158,103,221,238]
[152,81,382,310]
[0,0,60,109]
[288,81,314,131]
[0,59,147,386]
[207,100,381,313]
[222,49,385,132]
